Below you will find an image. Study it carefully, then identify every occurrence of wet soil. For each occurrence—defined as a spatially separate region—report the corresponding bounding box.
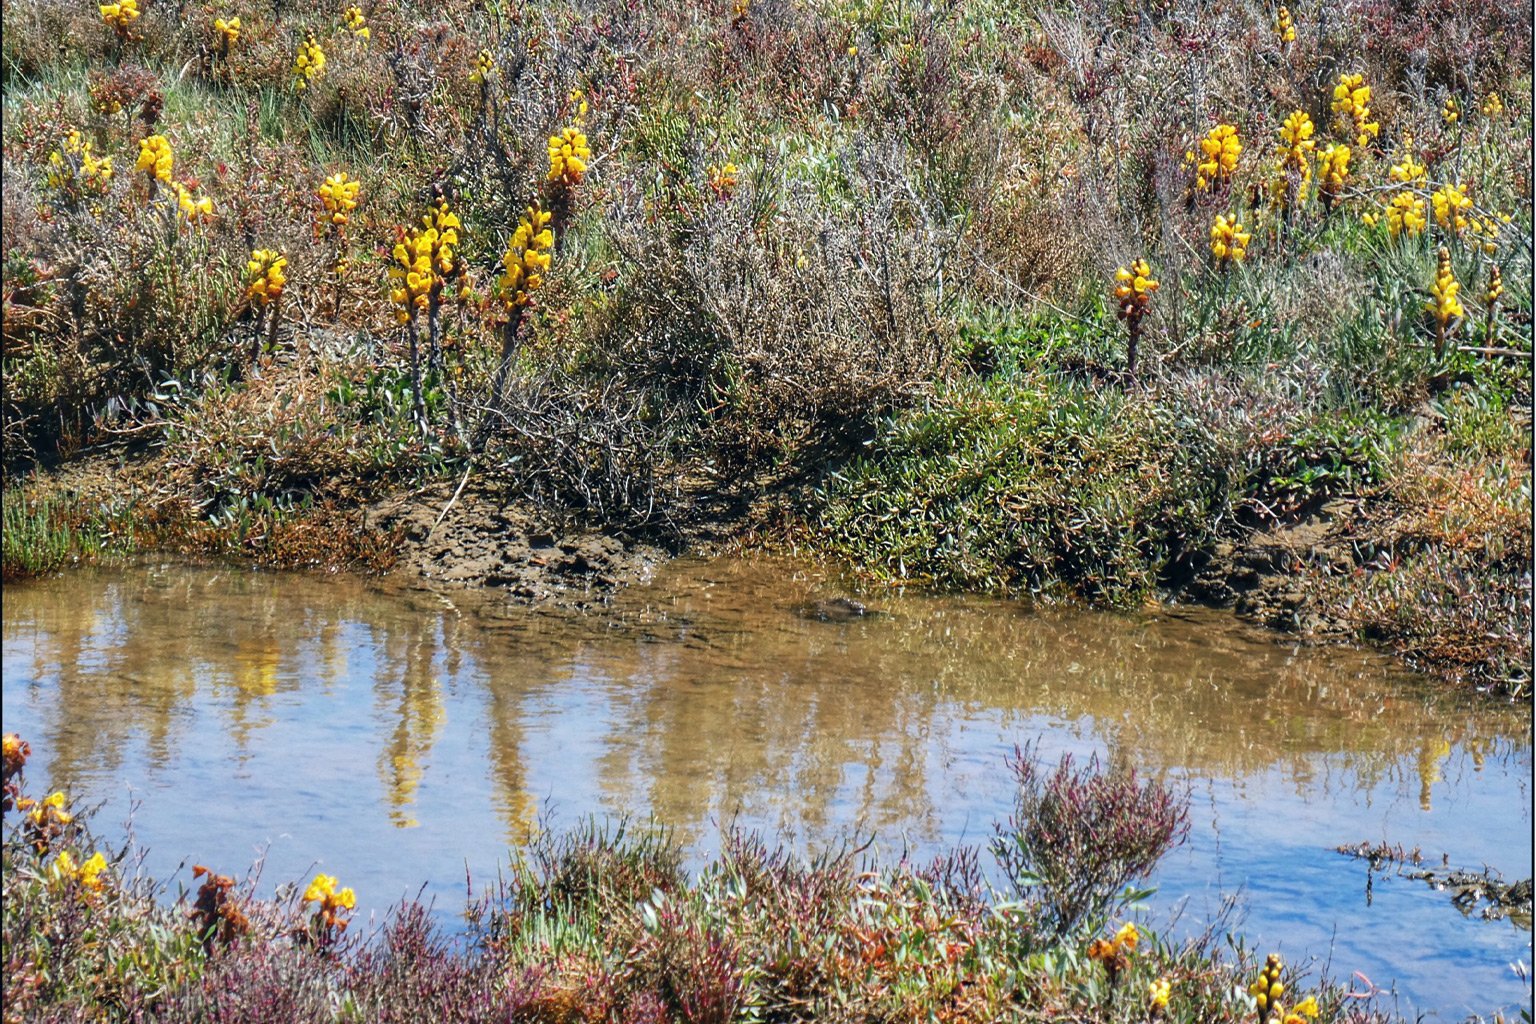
[367,479,669,610]
[1180,497,1366,637]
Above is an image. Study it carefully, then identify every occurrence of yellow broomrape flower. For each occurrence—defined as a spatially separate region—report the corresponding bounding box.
[136,135,174,183]
[547,125,590,186]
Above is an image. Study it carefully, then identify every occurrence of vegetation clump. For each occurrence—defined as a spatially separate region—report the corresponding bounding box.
[0,0,1528,692]
[1,732,1408,1024]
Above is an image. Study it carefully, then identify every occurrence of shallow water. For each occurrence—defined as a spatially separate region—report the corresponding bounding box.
[3,558,1531,1018]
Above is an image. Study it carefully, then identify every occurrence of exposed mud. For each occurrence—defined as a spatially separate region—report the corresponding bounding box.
[1180,497,1366,637]
[367,479,669,610]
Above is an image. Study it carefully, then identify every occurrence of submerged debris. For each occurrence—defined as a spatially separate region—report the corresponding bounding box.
[1336,841,1532,925]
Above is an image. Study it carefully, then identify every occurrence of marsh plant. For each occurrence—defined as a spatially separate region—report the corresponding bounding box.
[1,731,1395,1024]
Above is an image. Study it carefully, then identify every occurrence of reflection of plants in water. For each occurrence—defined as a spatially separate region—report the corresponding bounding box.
[374,633,445,829]
[7,563,1529,852]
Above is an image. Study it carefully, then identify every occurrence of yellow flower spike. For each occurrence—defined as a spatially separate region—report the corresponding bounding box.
[1317,143,1350,209]
[1485,264,1502,305]
[1274,5,1295,44]
[547,125,591,186]
[1292,995,1320,1019]
[1272,110,1315,210]
[470,49,496,84]
[1442,96,1459,125]
[1148,977,1171,1009]
[100,0,139,32]
[52,850,109,892]
[1211,213,1250,264]
[1382,191,1426,238]
[496,202,556,308]
[1112,922,1138,951]
[214,16,240,49]
[293,32,327,90]
[136,135,174,184]
[1330,73,1379,148]
[1388,150,1426,186]
[1427,247,1464,326]
[245,249,287,306]
[1194,123,1241,191]
[318,171,361,228]
[78,852,108,890]
[1431,183,1471,234]
[1481,93,1503,118]
[303,873,337,903]
[343,5,369,39]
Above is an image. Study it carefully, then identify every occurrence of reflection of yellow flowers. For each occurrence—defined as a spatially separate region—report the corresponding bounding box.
[136,135,174,183]
[318,171,360,227]
[52,851,109,892]
[1194,123,1241,190]
[293,32,327,90]
[496,204,554,309]
[1431,183,1470,234]
[1210,213,1250,264]
[547,125,590,186]
[1329,73,1378,147]
[246,249,287,306]
[343,5,369,40]
[100,0,140,33]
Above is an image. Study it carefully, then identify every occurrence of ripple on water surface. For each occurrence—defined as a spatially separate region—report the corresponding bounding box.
[2,558,1531,1019]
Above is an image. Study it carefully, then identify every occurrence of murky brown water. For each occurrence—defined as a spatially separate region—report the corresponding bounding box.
[3,557,1531,1018]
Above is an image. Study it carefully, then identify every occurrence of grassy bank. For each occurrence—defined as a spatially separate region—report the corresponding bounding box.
[4,732,1414,1023]
[1,0,1530,690]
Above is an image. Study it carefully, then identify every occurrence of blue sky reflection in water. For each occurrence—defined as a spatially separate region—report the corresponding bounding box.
[2,558,1530,1019]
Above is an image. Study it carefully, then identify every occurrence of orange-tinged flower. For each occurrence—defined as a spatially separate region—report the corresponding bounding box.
[1194,123,1241,190]
[318,171,361,228]
[246,249,287,306]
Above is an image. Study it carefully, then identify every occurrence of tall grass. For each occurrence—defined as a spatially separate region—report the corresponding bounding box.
[1,485,100,580]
